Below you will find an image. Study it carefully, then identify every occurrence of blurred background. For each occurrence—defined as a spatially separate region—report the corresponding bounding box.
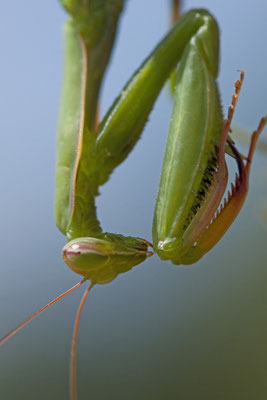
[0,1,267,399]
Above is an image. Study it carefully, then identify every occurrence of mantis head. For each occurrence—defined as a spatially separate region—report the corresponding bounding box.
[62,233,153,284]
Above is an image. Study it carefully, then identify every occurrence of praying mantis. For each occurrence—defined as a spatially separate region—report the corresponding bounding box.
[1,1,267,399]
[55,2,266,278]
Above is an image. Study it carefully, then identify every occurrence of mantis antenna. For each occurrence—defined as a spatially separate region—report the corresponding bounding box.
[0,279,86,346]
[70,282,94,400]
[0,278,95,400]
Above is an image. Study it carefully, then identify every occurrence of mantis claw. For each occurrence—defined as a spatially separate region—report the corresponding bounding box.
[192,113,267,261]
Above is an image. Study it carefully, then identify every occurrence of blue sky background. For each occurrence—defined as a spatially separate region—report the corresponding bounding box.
[0,1,267,399]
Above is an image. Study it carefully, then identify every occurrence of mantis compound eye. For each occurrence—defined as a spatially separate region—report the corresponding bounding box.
[62,238,110,273]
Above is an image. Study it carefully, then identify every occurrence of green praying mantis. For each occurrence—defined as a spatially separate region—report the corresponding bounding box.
[56,2,266,276]
[1,1,266,399]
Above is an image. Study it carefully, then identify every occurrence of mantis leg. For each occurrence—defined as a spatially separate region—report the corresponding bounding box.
[55,1,125,236]
[190,117,267,263]
[93,10,220,188]
[174,73,267,264]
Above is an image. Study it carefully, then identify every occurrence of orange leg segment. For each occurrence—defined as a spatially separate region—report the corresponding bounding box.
[182,72,267,263]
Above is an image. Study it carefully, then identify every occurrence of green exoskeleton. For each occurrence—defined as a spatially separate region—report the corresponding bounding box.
[57,6,266,279]
[1,2,266,400]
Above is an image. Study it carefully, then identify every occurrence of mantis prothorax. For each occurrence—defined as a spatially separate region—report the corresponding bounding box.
[1,2,266,400]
